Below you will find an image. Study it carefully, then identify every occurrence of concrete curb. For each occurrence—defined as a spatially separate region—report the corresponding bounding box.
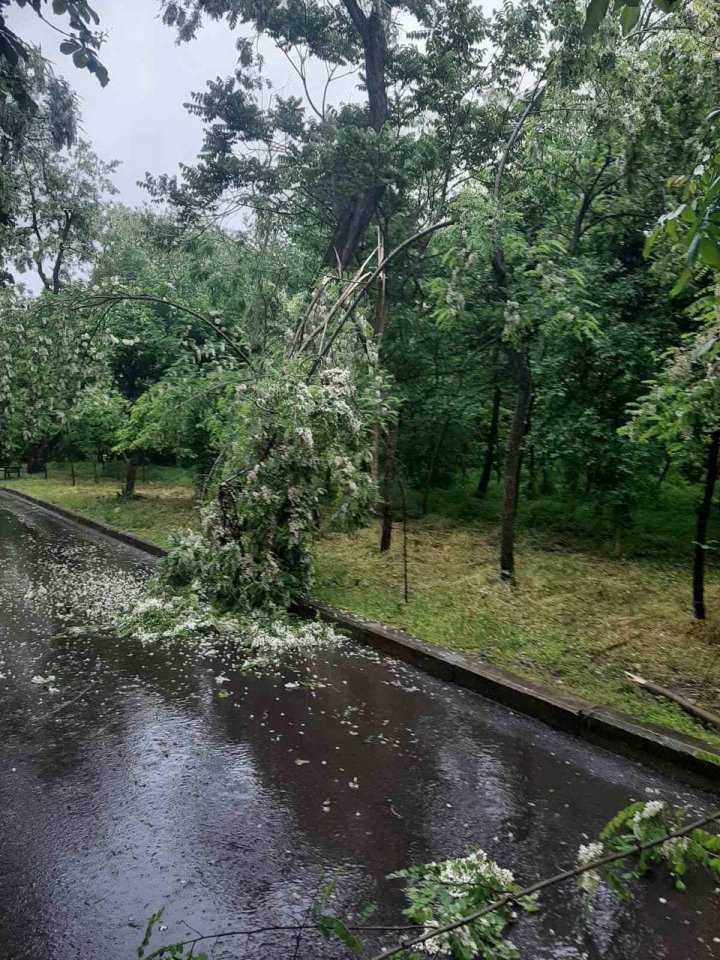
[294,599,720,789]
[3,485,719,789]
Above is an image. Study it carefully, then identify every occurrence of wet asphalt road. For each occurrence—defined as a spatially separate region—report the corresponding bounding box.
[0,492,718,960]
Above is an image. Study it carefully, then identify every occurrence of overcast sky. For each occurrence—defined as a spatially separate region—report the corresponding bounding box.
[8,1,497,212]
[6,0,365,208]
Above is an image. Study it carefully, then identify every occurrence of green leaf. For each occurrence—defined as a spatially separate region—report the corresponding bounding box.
[315,915,363,953]
[59,39,79,54]
[605,870,631,901]
[620,3,641,35]
[643,226,660,259]
[599,802,646,841]
[698,238,720,269]
[72,48,89,68]
[583,0,611,38]
[670,268,692,296]
[89,61,110,87]
[52,0,69,13]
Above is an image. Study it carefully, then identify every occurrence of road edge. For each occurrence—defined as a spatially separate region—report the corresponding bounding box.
[3,485,719,790]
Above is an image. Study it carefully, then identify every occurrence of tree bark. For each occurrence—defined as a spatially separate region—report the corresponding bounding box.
[380,418,399,553]
[500,349,532,583]
[123,458,137,498]
[25,435,56,474]
[477,386,501,498]
[693,430,720,620]
[325,0,387,268]
[491,80,545,583]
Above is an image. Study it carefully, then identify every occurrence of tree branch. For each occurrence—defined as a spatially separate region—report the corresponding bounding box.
[309,219,454,374]
[72,292,253,366]
[370,809,720,960]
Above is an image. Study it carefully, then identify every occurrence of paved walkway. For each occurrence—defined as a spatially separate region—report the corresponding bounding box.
[0,493,717,959]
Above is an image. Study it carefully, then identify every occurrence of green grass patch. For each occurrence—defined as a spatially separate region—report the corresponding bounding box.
[314,516,720,748]
[2,462,197,549]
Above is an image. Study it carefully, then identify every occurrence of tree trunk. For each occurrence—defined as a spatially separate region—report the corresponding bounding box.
[93,457,99,483]
[26,448,44,474]
[325,1,387,269]
[380,419,399,553]
[370,238,388,484]
[477,386,501,498]
[693,430,720,620]
[614,522,624,559]
[500,349,533,583]
[421,416,450,516]
[123,458,137,498]
[490,84,544,584]
[541,466,551,495]
[656,455,670,491]
[25,435,55,474]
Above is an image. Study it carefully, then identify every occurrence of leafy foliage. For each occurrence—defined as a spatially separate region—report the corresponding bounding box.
[578,800,720,901]
[387,850,535,959]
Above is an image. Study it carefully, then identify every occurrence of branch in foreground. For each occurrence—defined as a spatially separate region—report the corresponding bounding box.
[142,922,424,960]
[369,809,720,960]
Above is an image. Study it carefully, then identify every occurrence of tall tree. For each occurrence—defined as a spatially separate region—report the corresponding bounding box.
[13,138,118,292]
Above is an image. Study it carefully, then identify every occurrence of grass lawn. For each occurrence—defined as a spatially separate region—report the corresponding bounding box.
[315,516,720,747]
[4,463,720,746]
[2,462,197,549]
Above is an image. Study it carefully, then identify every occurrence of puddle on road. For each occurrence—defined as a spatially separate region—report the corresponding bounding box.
[0,495,718,960]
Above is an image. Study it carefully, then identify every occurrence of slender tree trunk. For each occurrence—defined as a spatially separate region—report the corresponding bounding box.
[123,458,137,498]
[614,522,624,559]
[421,416,450,516]
[370,235,388,484]
[477,386,501,498]
[541,465,551,495]
[693,430,720,620]
[500,349,533,583]
[93,457,98,483]
[490,81,545,584]
[380,419,399,553]
[399,474,410,602]
[514,448,524,514]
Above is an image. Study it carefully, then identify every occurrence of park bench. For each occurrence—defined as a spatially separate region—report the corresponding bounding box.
[2,464,21,479]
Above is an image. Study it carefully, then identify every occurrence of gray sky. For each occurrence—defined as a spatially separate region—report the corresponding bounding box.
[6,0,363,207]
[8,1,496,211]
